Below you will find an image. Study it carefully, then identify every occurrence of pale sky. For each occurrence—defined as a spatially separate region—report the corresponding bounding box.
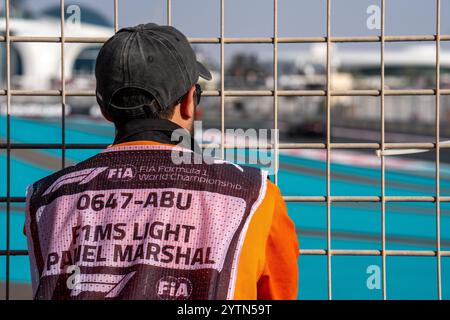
[19,0,450,37]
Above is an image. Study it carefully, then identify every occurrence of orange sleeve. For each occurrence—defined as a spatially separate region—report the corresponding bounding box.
[233,180,299,300]
[257,182,299,300]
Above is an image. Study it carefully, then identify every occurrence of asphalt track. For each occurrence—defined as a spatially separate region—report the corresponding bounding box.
[1,115,450,299]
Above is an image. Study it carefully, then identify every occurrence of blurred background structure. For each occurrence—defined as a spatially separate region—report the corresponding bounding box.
[1,0,450,300]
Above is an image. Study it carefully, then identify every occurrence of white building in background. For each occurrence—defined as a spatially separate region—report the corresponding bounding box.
[252,44,450,131]
[0,5,114,117]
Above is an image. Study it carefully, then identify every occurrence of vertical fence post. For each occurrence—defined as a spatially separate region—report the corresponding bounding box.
[4,0,11,301]
[167,0,172,26]
[220,0,225,159]
[435,0,442,301]
[326,0,332,300]
[380,0,387,301]
[60,0,66,169]
[114,0,119,33]
[273,0,279,185]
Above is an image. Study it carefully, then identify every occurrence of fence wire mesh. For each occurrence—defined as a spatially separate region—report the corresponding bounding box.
[0,0,449,300]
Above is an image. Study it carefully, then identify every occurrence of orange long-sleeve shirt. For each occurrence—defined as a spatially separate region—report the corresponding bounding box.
[234,180,299,299]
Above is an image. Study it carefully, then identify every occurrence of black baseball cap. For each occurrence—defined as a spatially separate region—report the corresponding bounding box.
[95,23,212,112]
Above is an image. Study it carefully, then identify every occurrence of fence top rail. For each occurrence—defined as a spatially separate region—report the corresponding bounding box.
[3,196,450,203]
[0,34,449,43]
[1,89,450,97]
[1,142,449,150]
[2,249,450,257]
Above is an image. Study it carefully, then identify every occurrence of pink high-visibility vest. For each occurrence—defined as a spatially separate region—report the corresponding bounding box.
[25,144,267,300]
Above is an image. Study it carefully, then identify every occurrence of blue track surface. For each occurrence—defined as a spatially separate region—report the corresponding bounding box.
[1,115,450,299]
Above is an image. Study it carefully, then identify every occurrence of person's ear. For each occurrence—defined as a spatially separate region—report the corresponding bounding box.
[179,85,196,120]
[100,105,114,122]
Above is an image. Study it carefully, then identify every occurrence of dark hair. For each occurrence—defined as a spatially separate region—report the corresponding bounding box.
[107,88,177,124]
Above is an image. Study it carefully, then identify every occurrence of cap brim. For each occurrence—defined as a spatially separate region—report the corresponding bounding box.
[197,61,212,81]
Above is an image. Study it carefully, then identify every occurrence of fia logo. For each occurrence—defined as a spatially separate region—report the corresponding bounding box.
[156,276,193,300]
[107,165,136,181]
